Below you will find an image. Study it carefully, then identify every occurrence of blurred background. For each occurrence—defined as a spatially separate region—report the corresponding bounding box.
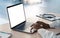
[0,0,60,25]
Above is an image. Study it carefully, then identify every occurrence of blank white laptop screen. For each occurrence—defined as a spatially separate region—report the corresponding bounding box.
[7,4,25,28]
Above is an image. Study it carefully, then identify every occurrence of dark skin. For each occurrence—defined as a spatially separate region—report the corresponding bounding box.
[30,21,54,32]
[30,21,60,35]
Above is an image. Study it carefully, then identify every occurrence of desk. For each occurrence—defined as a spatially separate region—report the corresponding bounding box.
[0,23,42,38]
[0,23,60,38]
[0,13,60,38]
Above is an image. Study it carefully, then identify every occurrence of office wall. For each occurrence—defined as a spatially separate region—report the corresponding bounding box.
[0,0,22,25]
[24,0,60,19]
[0,0,22,19]
[0,0,60,25]
[24,0,47,18]
[46,0,60,13]
[1,0,60,19]
[24,4,46,18]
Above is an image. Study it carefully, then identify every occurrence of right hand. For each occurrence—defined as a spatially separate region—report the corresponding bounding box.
[30,21,50,33]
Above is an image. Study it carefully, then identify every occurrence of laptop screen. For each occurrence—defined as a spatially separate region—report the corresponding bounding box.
[7,4,25,28]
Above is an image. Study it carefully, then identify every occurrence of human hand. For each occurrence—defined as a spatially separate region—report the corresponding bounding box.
[30,21,50,33]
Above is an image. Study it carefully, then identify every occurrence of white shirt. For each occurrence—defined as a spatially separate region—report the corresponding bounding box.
[49,20,60,28]
[38,28,60,38]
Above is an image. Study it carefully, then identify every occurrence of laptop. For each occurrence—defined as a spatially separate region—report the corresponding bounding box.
[7,3,33,34]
